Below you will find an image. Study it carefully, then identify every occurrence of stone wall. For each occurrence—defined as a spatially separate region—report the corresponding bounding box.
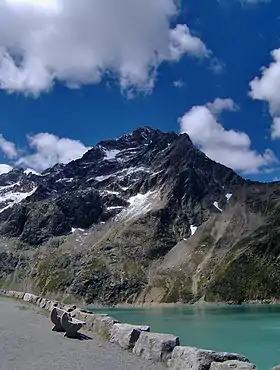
[0,290,260,370]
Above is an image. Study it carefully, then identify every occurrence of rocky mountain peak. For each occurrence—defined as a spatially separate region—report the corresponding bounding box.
[0,168,25,186]
[0,126,243,247]
[1,126,269,306]
[97,126,172,151]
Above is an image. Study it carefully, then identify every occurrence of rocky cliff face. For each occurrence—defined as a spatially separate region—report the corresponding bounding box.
[0,127,278,305]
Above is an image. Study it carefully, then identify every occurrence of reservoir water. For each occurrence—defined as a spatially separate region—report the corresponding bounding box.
[91,305,280,369]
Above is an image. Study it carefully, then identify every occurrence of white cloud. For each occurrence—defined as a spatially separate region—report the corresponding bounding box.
[0,0,209,96]
[250,49,280,139]
[179,98,278,174]
[209,57,225,75]
[168,24,210,61]
[206,98,239,115]
[16,133,90,172]
[173,80,185,88]
[0,134,18,158]
[0,164,13,175]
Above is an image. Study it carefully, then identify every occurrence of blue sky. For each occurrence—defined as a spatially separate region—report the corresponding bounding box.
[0,0,280,180]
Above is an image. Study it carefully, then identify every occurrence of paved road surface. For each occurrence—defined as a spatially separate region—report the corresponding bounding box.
[0,297,165,370]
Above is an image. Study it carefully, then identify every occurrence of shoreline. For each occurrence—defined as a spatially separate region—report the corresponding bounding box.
[85,298,280,310]
[0,289,272,369]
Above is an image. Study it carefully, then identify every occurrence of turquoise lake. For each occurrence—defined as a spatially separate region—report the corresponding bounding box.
[90,305,280,369]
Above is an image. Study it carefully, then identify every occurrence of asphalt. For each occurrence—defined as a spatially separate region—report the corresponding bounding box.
[0,297,165,370]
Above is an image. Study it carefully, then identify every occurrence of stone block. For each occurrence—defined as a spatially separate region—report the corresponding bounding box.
[7,290,25,299]
[94,315,119,339]
[23,293,40,303]
[110,323,150,349]
[45,300,56,311]
[16,291,25,299]
[72,310,97,330]
[210,361,256,370]
[133,332,180,362]
[168,346,250,370]
[38,297,48,309]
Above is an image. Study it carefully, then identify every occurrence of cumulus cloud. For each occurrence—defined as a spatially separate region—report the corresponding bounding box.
[0,134,18,158]
[206,98,239,115]
[0,163,13,175]
[16,133,90,172]
[168,24,210,60]
[179,98,278,174]
[250,49,280,139]
[0,0,209,96]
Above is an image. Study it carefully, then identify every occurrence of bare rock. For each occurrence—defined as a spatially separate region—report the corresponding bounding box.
[110,323,150,349]
[94,315,119,339]
[72,311,100,331]
[37,297,54,311]
[23,293,39,303]
[133,332,180,362]
[168,346,250,370]
[7,290,25,299]
[210,360,256,370]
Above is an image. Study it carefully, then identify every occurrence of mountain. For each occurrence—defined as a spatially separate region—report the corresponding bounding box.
[0,126,279,305]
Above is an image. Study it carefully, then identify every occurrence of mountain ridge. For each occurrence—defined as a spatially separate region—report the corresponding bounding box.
[0,126,278,306]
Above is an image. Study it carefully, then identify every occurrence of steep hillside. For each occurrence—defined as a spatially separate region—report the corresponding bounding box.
[0,127,278,305]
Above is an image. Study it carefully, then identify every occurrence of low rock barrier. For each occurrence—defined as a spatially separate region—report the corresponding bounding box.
[0,290,263,369]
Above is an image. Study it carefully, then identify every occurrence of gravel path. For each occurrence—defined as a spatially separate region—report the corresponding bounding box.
[0,297,165,370]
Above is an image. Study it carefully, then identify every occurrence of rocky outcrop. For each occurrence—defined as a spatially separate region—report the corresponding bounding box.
[133,332,180,362]
[110,323,150,349]
[167,346,251,370]
[210,361,256,370]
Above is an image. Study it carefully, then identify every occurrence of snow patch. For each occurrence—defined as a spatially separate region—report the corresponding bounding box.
[104,149,120,160]
[225,193,232,201]
[94,166,150,183]
[126,166,150,175]
[0,187,38,213]
[86,177,95,183]
[213,201,222,212]
[190,225,197,236]
[0,182,20,191]
[24,168,41,176]
[95,174,113,182]
[118,190,158,220]
[119,147,139,156]
[71,228,86,233]
[107,206,124,211]
[102,190,120,195]
[56,178,74,183]
[151,170,163,177]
